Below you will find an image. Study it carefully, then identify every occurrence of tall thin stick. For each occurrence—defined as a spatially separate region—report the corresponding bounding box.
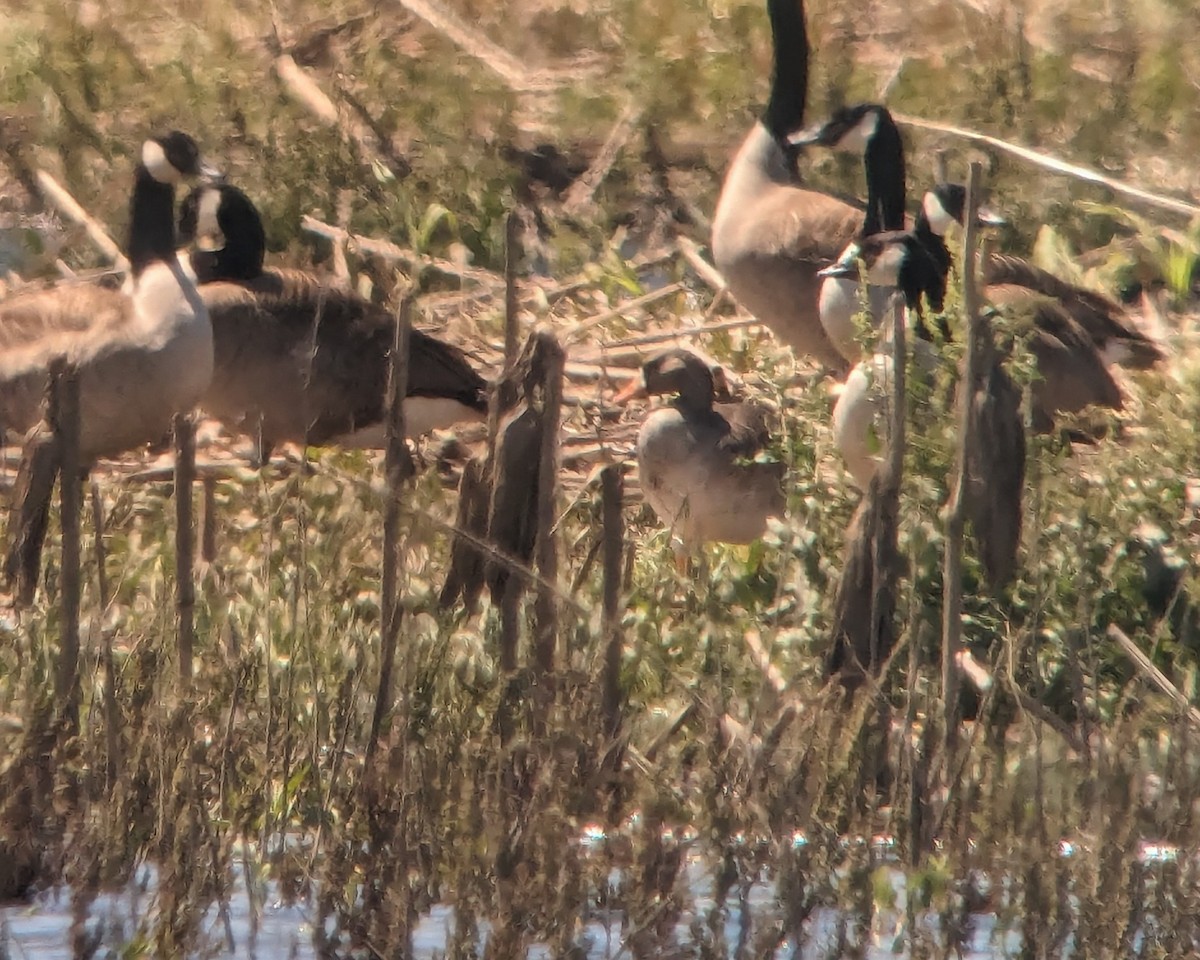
[532,334,565,689]
[495,212,523,687]
[56,364,81,734]
[174,413,196,690]
[367,295,414,765]
[941,163,984,760]
[600,464,625,735]
[92,482,120,789]
[600,464,626,816]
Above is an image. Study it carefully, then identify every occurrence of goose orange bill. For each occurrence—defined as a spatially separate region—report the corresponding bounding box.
[613,377,648,403]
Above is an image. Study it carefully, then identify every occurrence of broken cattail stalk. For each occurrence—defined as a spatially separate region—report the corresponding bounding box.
[600,463,625,736]
[533,333,565,688]
[174,413,196,689]
[3,424,60,606]
[367,295,415,765]
[56,364,82,734]
[942,162,985,757]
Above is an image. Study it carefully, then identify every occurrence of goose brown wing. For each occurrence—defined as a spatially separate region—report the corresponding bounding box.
[990,285,1123,419]
[408,331,488,412]
[199,273,389,443]
[985,254,1162,368]
[736,188,864,265]
[714,399,775,458]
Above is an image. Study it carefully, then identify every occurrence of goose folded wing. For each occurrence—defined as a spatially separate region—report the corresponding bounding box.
[0,286,133,378]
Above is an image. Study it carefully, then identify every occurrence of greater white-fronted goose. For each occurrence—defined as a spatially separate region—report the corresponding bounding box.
[616,348,785,548]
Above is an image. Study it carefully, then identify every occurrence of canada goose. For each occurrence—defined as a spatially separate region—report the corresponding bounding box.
[711,0,905,377]
[826,222,1130,435]
[0,131,218,458]
[615,348,785,549]
[821,231,1027,590]
[813,176,1007,361]
[176,183,489,461]
[917,182,1163,371]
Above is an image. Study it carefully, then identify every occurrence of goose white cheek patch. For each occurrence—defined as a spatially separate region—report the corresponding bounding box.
[834,110,879,154]
[922,191,955,236]
[194,188,225,252]
[141,139,180,185]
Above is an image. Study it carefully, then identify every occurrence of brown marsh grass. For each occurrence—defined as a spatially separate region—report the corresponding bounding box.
[3,0,1200,956]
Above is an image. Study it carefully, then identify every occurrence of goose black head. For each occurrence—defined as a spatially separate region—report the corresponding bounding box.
[920,182,1007,238]
[178,182,266,282]
[615,348,731,411]
[818,231,949,336]
[792,103,906,234]
[141,130,221,186]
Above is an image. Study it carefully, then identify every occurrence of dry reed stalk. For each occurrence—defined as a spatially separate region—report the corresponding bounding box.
[174,413,196,689]
[34,170,127,268]
[388,0,584,92]
[563,282,687,344]
[55,364,81,734]
[367,295,415,765]
[942,163,985,759]
[301,216,499,287]
[562,103,641,214]
[675,236,725,293]
[1108,625,1200,730]
[91,482,120,789]
[532,332,565,688]
[574,315,764,361]
[896,114,1200,219]
[503,212,522,370]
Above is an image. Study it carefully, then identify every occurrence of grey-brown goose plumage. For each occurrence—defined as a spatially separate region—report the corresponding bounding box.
[177,183,489,461]
[711,0,906,378]
[0,131,218,459]
[918,182,1164,375]
[617,348,785,547]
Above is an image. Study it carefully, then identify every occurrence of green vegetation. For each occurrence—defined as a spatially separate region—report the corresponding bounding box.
[3,0,1200,956]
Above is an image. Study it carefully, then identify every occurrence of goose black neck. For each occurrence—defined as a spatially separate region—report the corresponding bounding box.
[861,112,906,236]
[200,223,265,283]
[899,239,952,340]
[912,217,952,311]
[762,0,808,139]
[671,371,716,413]
[127,166,177,278]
